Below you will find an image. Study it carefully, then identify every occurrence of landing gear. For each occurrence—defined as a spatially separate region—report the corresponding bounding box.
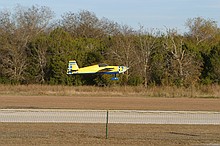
[111,74,119,80]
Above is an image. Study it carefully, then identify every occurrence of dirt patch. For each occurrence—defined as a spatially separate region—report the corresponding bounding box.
[0,95,220,111]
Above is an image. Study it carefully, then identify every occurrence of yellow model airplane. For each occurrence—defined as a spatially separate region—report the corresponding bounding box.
[67,60,129,80]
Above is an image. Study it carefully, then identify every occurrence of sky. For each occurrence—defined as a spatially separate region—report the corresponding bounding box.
[0,0,219,33]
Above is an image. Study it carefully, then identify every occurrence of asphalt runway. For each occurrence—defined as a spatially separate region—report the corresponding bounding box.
[0,109,220,125]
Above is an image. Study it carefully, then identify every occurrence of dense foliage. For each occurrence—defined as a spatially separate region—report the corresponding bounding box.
[0,5,220,86]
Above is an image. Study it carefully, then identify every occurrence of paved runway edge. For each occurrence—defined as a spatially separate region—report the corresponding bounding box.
[0,109,220,125]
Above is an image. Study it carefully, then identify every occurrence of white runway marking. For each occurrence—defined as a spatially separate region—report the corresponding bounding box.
[0,109,220,125]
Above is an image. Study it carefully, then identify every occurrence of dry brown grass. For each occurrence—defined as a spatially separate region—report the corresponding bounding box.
[0,84,220,98]
[0,123,220,146]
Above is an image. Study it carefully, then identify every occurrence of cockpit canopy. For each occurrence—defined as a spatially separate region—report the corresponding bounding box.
[98,63,108,67]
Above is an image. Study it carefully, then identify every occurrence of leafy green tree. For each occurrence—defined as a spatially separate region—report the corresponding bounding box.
[163,29,202,86]
[60,10,115,38]
[185,17,219,85]
[46,28,76,85]
[148,39,169,86]
[185,17,218,46]
[0,10,29,83]
[203,44,220,84]
[0,5,54,84]
[1,5,220,87]
[136,27,161,87]
[210,44,220,84]
[26,33,49,83]
[108,25,138,84]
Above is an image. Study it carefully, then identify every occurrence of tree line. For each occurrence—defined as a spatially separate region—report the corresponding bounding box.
[0,5,220,86]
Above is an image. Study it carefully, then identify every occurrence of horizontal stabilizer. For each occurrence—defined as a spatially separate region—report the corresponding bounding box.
[67,60,79,74]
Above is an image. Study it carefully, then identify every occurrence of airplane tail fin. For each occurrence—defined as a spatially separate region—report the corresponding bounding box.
[67,60,79,74]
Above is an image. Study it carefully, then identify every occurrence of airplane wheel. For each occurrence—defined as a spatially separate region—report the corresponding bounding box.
[111,77,119,80]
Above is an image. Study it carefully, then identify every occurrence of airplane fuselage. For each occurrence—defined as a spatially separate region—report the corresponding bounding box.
[67,61,128,75]
[67,64,128,75]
